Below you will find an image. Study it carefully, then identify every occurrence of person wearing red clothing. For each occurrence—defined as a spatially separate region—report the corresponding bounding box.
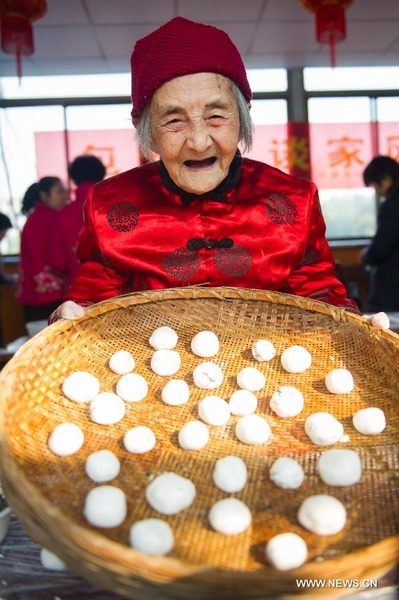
[16,177,68,323]
[50,155,106,292]
[52,17,389,329]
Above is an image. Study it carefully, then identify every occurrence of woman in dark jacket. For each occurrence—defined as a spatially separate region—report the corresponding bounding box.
[362,155,399,312]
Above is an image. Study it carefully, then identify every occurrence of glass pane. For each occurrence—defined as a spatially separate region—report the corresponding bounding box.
[250,99,287,125]
[245,100,288,167]
[320,188,376,240]
[0,105,66,220]
[304,67,399,91]
[376,97,399,159]
[0,74,131,99]
[376,96,399,121]
[308,97,371,123]
[247,69,287,92]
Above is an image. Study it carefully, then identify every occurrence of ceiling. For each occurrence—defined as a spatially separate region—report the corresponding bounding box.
[1,0,399,78]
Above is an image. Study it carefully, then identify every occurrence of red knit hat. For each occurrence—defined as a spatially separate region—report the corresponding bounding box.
[131,17,252,119]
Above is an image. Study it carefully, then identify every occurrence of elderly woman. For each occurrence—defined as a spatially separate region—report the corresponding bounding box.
[53,17,388,328]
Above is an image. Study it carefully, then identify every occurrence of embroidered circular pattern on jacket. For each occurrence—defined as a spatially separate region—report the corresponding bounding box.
[264,194,297,225]
[213,244,252,277]
[162,248,201,281]
[299,246,320,267]
[106,202,139,232]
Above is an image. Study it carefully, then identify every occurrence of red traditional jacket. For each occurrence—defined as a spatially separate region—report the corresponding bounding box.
[66,155,358,312]
[16,203,66,306]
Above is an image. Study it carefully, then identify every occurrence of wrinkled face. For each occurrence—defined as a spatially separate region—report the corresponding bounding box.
[149,72,240,195]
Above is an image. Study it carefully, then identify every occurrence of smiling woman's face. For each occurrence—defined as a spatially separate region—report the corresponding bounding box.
[149,72,240,195]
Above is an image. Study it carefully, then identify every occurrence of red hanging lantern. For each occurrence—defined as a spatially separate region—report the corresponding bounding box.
[300,0,354,67]
[0,0,47,81]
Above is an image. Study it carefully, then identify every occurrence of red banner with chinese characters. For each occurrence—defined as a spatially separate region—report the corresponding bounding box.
[35,122,399,191]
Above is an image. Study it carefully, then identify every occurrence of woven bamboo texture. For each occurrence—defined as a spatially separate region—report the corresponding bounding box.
[0,286,398,599]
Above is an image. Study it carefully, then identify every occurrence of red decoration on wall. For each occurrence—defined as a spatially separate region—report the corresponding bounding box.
[0,0,47,80]
[300,0,354,67]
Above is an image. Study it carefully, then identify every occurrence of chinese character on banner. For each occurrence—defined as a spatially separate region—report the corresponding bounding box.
[385,135,399,161]
[287,122,311,179]
[244,124,287,170]
[375,123,399,160]
[310,123,373,189]
[35,130,141,182]
[327,135,363,168]
[269,138,289,171]
[269,136,310,175]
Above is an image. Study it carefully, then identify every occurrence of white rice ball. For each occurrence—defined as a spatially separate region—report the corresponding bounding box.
[208,498,252,535]
[178,420,209,451]
[145,472,196,515]
[161,379,190,406]
[191,331,220,357]
[280,346,312,373]
[108,350,135,375]
[305,412,344,446]
[352,407,386,435]
[298,494,347,535]
[116,373,148,402]
[212,455,248,493]
[269,457,305,489]
[83,485,127,528]
[85,450,120,483]
[129,518,174,556]
[269,386,304,417]
[40,548,68,571]
[151,349,181,376]
[236,367,266,392]
[325,368,354,394]
[235,414,271,445]
[193,362,224,389]
[48,423,84,456]
[251,339,276,362]
[318,449,362,486]
[89,392,126,425]
[62,371,100,403]
[198,395,231,426]
[149,326,178,350]
[124,426,156,454]
[265,532,308,570]
[229,389,258,416]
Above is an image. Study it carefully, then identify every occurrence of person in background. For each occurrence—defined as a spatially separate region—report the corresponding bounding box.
[49,155,106,292]
[16,177,69,323]
[51,17,389,330]
[0,213,18,286]
[361,156,399,312]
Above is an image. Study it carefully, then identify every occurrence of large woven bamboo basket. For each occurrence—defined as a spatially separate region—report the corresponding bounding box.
[0,287,398,599]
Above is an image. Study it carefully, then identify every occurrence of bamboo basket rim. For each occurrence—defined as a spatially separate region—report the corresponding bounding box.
[0,286,398,596]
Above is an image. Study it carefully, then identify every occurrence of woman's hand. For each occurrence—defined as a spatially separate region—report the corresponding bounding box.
[50,301,86,323]
[367,312,390,330]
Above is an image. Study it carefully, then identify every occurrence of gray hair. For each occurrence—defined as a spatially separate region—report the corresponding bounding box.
[135,80,253,159]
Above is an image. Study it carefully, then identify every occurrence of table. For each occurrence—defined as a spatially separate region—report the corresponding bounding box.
[0,515,397,600]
